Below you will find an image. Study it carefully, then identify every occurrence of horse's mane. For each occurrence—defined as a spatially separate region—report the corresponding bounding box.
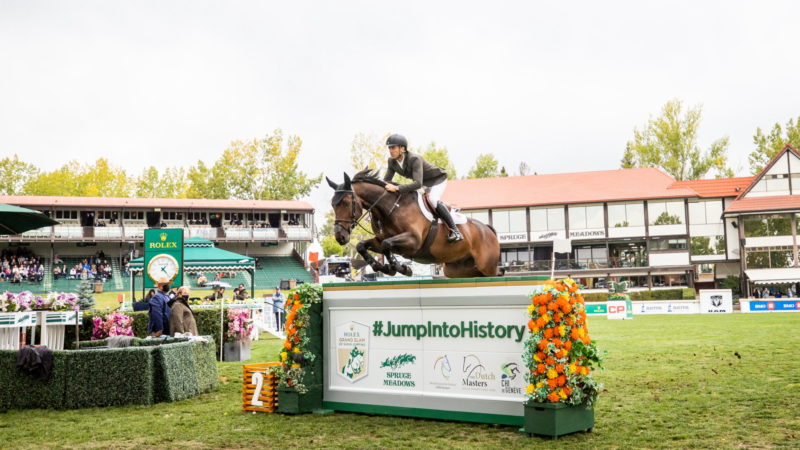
[351,169,387,187]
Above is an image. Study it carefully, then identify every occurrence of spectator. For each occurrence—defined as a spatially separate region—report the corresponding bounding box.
[236,284,248,300]
[170,286,199,336]
[204,287,225,301]
[272,287,285,331]
[197,273,207,287]
[148,281,172,337]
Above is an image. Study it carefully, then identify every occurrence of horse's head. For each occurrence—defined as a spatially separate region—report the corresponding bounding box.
[326,173,364,245]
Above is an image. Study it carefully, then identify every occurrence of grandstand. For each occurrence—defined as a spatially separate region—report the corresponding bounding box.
[0,195,316,297]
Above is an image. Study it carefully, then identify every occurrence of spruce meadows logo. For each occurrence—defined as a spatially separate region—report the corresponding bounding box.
[336,321,369,383]
[381,353,417,388]
[371,320,526,342]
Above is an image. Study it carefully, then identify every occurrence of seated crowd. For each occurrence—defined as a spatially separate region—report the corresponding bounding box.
[52,251,115,281]
[0,249,45,283]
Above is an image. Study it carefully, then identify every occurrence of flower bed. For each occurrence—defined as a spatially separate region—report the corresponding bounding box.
[523,278,603,405]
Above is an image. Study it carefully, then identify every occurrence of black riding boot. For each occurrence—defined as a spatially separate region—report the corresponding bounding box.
[436,202,463,242]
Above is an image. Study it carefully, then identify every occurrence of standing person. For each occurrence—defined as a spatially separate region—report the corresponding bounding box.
[148,281,172,337]
[382,134,463,242]
[170,286,199,336]
[272,287,285,331]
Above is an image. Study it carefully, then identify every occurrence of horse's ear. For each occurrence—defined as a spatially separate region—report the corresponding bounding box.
[343,172,351,190]
[325,176,338,190]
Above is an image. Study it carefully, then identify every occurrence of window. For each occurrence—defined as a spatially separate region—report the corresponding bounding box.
[688,200,724,225]
[491,208,526,233]
[608,202,644,227]
[648,200,685,225]
[462,209,489,224]
[746,246,793,269]
[501,247,530,264]
[743,214,792,237]
[162,212,183,221]
[651,238,687,251]
[568,204,604,230]
[530,207,565,232]
[55,210,78,220]
[574,246,608,268]
[690,236,725,256]
[123,211,144,221]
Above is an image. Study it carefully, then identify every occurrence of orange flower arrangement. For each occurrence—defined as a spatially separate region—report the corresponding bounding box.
[523,278,602,406]
[273,283,323,395]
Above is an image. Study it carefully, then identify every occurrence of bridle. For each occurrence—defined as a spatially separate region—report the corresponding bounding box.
[333,187,401,236]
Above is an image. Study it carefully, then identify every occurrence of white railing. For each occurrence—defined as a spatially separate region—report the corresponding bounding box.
[53,226,83,239]
[284,227,312,239]
[252,228,279,240]
[123,226,146,239]
[94,227,123,238]
[189,227,218,239]
[225,228,252,239]
[21,228,52,238]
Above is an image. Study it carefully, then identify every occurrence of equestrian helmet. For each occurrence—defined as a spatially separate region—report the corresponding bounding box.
[386,134,408,149]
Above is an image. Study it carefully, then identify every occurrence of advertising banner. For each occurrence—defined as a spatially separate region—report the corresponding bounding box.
[698,289,733,314]
[607,300,632,319]
[741,299,800,313]
[585,303,607,315]
[329,306,529,401]
[496,232,528,244]
[143,228,184,289]
[632,300,700,315]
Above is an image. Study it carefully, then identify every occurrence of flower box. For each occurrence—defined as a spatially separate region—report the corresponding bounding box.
[522,401,594,439]
[223,341,252,362]
[277,384,322,414]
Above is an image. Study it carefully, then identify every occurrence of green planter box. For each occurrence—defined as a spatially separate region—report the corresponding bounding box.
[522,401,594,439]
[277,385,322,414]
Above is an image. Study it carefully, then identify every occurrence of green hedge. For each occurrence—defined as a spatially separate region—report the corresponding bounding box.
[0,339,218,411]
[582,288,696,302]
[63,347,154,408]
[62,309,232,359]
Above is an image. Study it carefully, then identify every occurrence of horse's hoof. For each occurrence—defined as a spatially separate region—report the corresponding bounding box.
[398,265,413,276]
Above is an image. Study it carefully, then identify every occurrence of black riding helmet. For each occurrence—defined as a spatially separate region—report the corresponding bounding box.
[386,134,408,149]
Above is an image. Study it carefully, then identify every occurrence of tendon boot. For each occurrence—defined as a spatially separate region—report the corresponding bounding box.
[436,202,463,242]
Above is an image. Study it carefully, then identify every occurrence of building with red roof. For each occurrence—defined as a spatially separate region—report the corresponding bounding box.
[439,147,800,294]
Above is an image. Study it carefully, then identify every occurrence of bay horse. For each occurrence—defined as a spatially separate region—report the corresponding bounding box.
[327,170,503,278]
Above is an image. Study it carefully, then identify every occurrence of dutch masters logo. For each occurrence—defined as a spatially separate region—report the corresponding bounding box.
[336,321,369,382]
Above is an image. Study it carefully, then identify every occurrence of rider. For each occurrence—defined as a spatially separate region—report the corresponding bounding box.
[383,134,464,242]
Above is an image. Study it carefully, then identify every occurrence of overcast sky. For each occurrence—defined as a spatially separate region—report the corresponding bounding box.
[2,1,799,214]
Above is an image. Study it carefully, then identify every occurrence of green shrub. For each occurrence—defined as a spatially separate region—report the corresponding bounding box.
[682,288,696,299]
[153,342,199,403]
[63,347,154,408]
[0,350,68,411]
[192,340,218,393]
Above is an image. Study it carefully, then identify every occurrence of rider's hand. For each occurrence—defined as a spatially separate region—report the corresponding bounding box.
[385,184,399,193]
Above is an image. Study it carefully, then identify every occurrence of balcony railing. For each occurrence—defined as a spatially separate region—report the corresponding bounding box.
[284,227,312,240]
[504,257,648,273]
[94,227,122,238]
[53,226,83,239]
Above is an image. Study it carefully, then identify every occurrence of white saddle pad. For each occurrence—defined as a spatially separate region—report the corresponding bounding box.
[417,193,468,225]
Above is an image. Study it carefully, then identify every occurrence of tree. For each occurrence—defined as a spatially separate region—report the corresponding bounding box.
[209,129,321,200]
[350,132,388,172]
[321,235,343,257]
[24,159,132,197]
[748,116,800,174]
[500,166,508,177]
[466,153,502,179]
[418,142,457,180]
[75,278,95,310]
[185,160,214,199]
[0,155,39,195]
[621,99,733,180]
[518,161,531,176]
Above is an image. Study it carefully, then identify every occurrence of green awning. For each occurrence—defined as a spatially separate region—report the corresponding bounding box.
[129,240,255,272]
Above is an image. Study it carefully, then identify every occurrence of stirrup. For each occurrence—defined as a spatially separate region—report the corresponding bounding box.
[448,230,463,242]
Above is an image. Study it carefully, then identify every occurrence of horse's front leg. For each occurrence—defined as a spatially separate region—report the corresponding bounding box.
[380,232,418,277]
[356,238,392,274]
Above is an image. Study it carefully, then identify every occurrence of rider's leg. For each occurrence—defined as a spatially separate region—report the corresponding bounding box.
[428,181,463,243]
[436,202,463,242]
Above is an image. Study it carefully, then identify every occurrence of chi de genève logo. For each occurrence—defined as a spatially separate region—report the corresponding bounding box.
[336,321,369,383]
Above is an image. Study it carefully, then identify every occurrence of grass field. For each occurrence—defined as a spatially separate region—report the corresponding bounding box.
[2,313,799,448]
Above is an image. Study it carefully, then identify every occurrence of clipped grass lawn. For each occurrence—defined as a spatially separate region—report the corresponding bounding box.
[2,313,799,448]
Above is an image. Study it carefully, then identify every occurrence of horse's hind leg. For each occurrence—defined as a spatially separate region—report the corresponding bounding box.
[357,238,393,275]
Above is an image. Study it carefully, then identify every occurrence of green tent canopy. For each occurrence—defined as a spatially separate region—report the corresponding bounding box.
[129,237,255,272]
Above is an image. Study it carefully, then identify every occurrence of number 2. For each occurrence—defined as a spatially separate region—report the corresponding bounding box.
[250,372,264,406]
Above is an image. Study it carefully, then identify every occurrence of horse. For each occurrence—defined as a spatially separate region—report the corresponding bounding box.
[326,169,503,278]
